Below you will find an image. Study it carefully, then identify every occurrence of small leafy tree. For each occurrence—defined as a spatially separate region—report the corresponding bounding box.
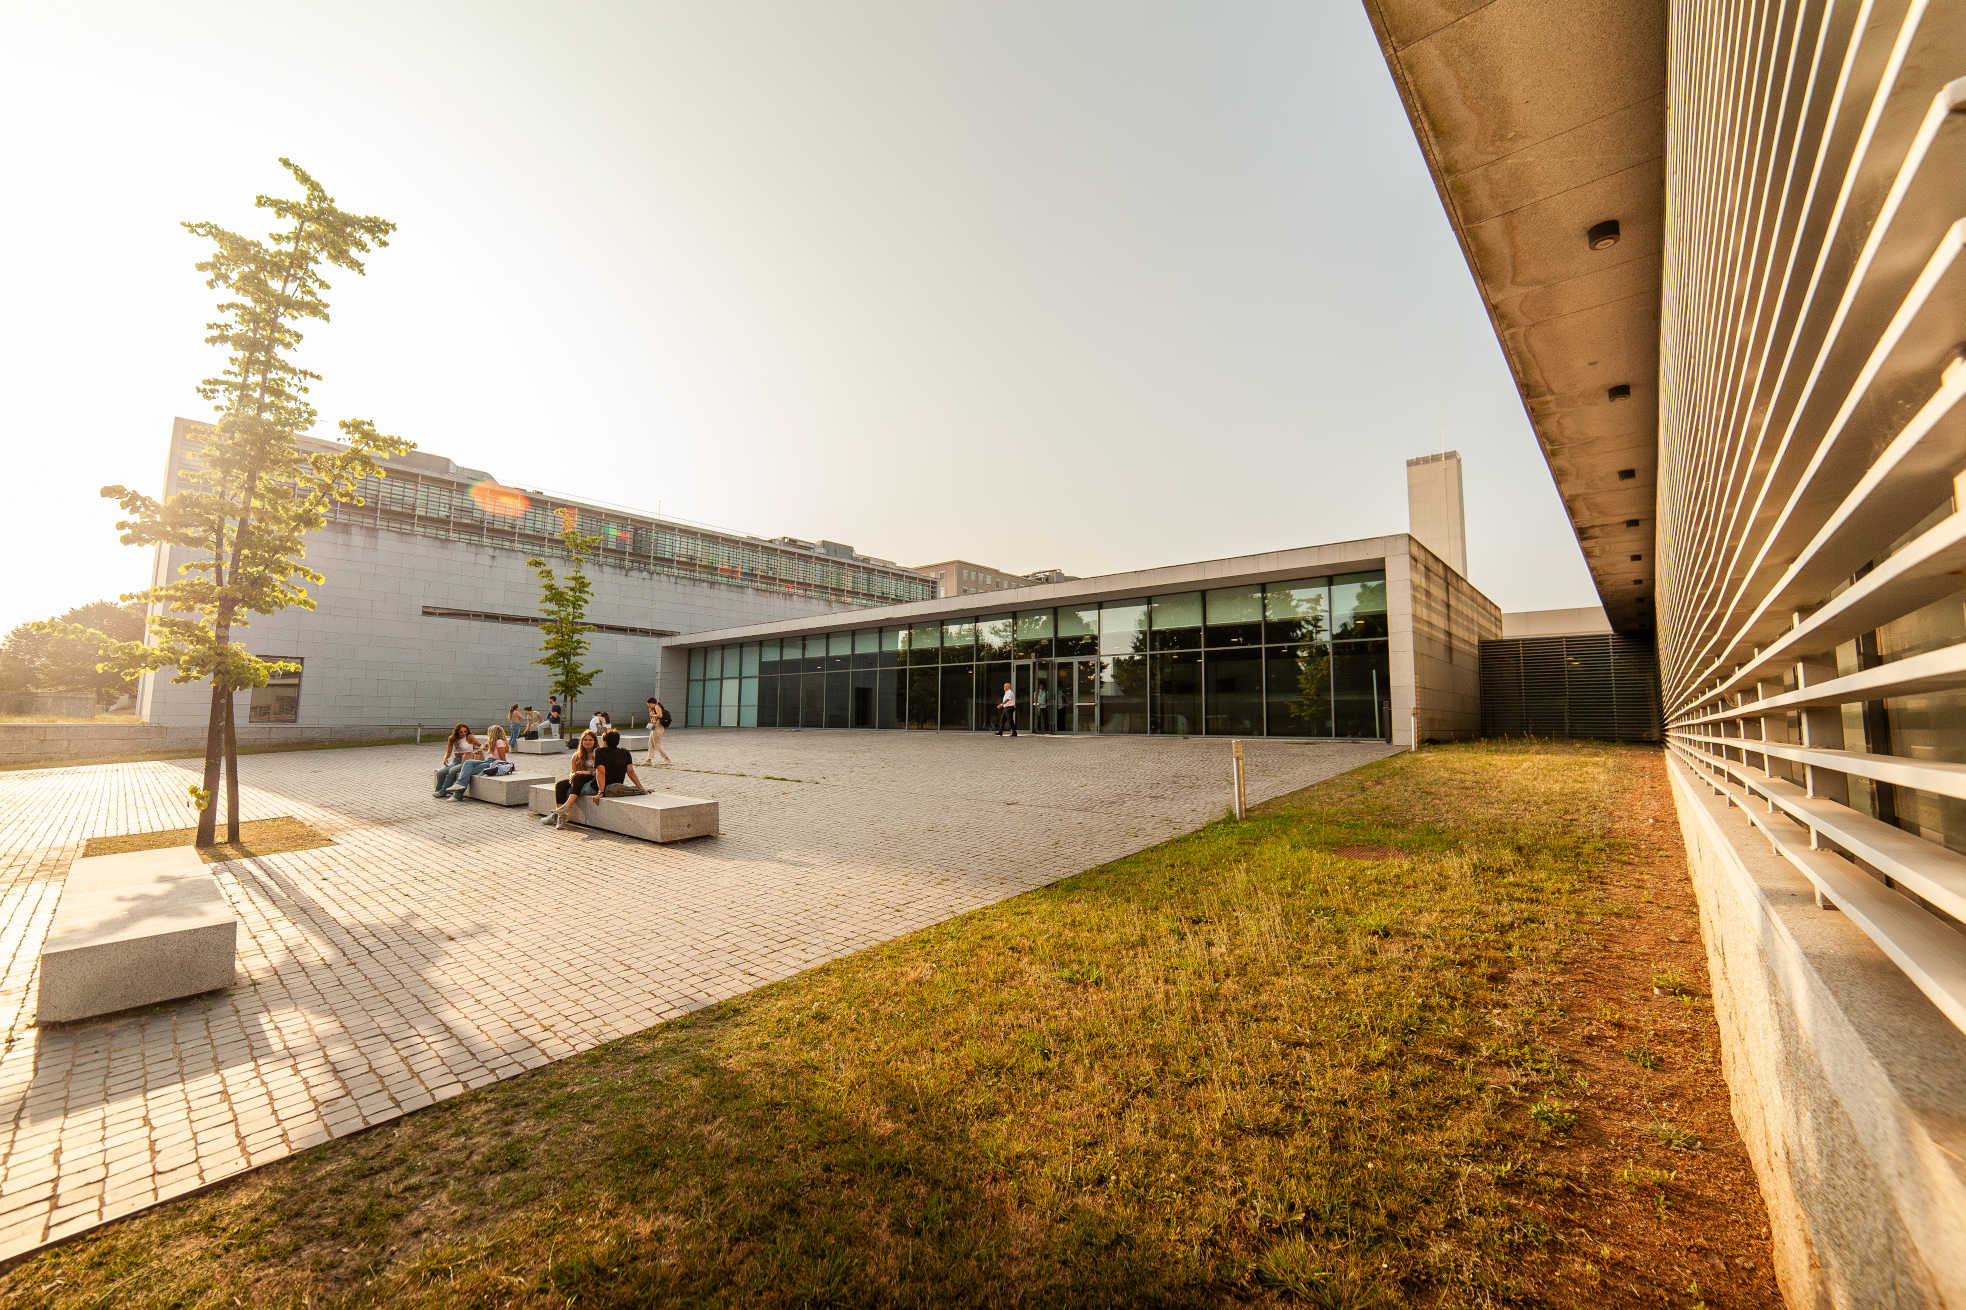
[530,528,603,728]
[99,159,412,845]
[7,601,146,706]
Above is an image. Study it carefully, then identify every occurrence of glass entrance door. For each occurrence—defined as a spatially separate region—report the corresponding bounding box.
[1048,658,1099,732]
[1012,660,1035,733]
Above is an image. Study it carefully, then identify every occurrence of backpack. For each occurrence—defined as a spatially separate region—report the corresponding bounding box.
[660,707,673,728]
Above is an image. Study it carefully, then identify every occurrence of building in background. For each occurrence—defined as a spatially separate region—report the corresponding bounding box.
[1371,1,1966,1300]
[666,463,1500,745]
[1404,451,1468,577]
[913,559,1078,597]
[138,419,936,730]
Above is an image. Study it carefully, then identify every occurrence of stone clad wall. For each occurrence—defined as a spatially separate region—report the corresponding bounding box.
[1399,536,1499,742]
[139,522,855,730]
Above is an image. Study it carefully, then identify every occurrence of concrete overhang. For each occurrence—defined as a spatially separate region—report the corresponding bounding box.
[1363,0,1666,635]
[667,534,1430,647]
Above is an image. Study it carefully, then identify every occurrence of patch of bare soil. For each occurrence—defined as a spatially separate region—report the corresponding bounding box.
[1518,748,1783,1308]
[81,816,334,864]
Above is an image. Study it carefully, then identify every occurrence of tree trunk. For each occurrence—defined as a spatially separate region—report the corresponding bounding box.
[223,688,241,844]
[195,682,226,847]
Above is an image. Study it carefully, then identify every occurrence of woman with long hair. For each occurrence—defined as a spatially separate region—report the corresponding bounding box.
[643,696,672,765]
[435,722,482,799]
[542,730,602,828]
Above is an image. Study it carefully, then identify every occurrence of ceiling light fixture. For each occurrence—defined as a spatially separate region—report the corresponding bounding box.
[1587,219,1621,250]
[1617,468,1637,480]
[1608,383,1632,401]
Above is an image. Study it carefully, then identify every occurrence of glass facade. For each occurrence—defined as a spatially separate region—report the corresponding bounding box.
[684,572,1392,739]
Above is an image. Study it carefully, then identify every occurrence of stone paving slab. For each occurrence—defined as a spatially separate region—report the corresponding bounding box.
[0,730,1393,1259]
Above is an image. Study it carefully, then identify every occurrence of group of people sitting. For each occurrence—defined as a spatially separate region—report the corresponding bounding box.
[538,728,646,829]
[433,722,520,799]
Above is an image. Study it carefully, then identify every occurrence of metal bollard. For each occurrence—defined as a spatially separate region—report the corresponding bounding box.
[1231,739,1247,820]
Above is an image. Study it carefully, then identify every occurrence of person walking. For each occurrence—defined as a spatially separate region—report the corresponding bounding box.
[996,681,1017,737]
[644,696,672,765]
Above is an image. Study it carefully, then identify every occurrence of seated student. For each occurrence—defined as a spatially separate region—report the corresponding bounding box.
[542,730,602,828]
[444,725,510,799]
[518,706,541,739]
[435,723,483,798]
[593,729,646,798]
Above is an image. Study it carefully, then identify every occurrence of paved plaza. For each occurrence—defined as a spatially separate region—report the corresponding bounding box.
[0,730,1393,1260]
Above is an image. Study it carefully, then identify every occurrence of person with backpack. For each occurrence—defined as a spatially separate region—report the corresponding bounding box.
[644,696,672,765]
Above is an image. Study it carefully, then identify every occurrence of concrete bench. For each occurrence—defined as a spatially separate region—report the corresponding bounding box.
[513,737,568,754]
[527,783,718,842]
[38,847,237,1023]
[431,766,551,805]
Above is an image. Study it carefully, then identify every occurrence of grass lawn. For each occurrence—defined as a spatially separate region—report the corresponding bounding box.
[0,741,1778,1308]
[80,816,334,864]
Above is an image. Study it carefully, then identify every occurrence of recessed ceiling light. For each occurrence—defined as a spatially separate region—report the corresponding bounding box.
[1617,468,1637,480]
[1608,383,1632,401]
[1631,554,1643,561]
[1626,518,1641,527]
[1588,219,1621,250]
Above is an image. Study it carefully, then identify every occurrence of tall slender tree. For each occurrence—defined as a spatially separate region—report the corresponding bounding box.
[530,528,603,730]
[99,159,412,845]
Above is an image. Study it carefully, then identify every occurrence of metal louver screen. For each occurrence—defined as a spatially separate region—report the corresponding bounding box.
[1661,3,1966,1037]
[1480,635,1662,742]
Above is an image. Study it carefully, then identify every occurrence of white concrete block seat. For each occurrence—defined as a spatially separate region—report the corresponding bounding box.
[527,784,718,842]
[514,737,569,755]
[429,766,552,805]
[38,847,237,1023]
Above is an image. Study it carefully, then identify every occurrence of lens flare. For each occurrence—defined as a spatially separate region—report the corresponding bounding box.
[469,481,531,518]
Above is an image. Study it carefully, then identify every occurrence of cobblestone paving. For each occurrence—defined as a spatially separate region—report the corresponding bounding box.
[0,730,1393,1259]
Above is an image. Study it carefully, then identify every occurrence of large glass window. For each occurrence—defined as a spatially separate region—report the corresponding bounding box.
[800,671,825,727]
[1151,651,1202,734]
[689,649,705,680]
[1015,609,1054,660]
[877,667,903,728]
[1056,605,1098,657]
[1204,650,1264,734]
[738,677,759,727]
[976,614,1013,660]
[909,622,941,667]
[908,666,940,728]
[1205,586,1264,648]
[740,644,761,676]
[1100,601,1149,656]
[1333,640,1391,738]
[1333,573,1389,639]
[853,628,879,669]
[248,657,302,723]
[777,676,801,727]
[942,619,975,663]
[850,668,878,727]
[1265,645,1332,737]
[978,661,1011,730]
[1265,579,1330,644]
[704,646,722,679]
[759,640,781,677]
[939,664,973,729]
[825,671,850,727]
[802,636,826,674]
[687,680,704,726]
[1098,655,1149,733]
[758,674,778,728]
[827,631,852,671]
[721,679,739,726]
[1150,592,1202,651]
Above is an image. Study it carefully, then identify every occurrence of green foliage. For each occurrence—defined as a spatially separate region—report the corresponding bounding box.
[2,600,145,703]
[529,529,604,718]
[95,158,412,843]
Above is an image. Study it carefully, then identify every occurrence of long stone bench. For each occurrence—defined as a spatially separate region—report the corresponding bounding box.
[513,736,568,754]
[431,766,552,805]
[38,847,237,1023]
[527,784,718,842]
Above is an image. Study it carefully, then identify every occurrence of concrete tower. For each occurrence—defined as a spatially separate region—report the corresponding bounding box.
[1405,451,1468,578]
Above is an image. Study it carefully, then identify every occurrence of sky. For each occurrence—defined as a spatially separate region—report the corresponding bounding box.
[0,0,1601,637]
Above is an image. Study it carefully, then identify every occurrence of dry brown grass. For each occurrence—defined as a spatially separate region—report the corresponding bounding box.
[81,816,334,864]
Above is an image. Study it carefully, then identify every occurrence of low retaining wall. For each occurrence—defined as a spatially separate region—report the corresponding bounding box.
[1667,757,1966,1308]
[0,691,97,718]
[0,723,426,767]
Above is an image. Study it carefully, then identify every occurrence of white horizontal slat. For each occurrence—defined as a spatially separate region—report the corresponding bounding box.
[1686,641,1966,726]
[1672,730,1966,802]
[1670,751,1966,1035]
[1673,736,1966,924]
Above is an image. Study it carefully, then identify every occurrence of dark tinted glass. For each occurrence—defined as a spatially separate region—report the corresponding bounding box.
[1098,655,1149,733]
[1056,605,1098,657]
[758,675,778,727]
[976,615,1013,659]
[1204,650,1263,734]
[1150,592,1202,651]
[1204,586,1263,648]
[1333,640,1391,737]
[1015,609,1054,660]
[939,664,973,729]
[877,668,902,728]
[1151,651,1202,734]
[850,669,877,727]
[1333,573,1389,639]
[777,676,800,727]
[825,671,849,728]
[1265,645,1332,737]
[942,619,975,663]
[978,661,1011,730]
[1264,579,1330,644]
[800,672,825,727]
[1099,602,1149,656]
[908,667,939,728]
